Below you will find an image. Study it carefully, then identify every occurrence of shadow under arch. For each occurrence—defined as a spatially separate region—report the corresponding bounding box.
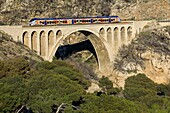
[48,29,111,72]
[48,30,55,53]
[120,27,125,45]
[127,26,132,41]
[22,31,29,47]
[31,31,38,51]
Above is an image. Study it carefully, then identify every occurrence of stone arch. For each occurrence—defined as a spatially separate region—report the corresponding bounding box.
[113,27,119,50]
[40,31,46,58]
[31,31,38,52]
[56,30,62,41]
[107,27,112,45]
[120,27,125,45]
[49,29,110,72]
[48,30,55,54]
[99,28,105,39]
[22,31,29,47]
[127,26,132,41]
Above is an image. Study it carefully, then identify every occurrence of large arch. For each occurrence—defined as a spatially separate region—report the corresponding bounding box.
[107,27,112,45]
[40,31,46,58]
[113,27,119,50]
[23,31,29,47]
[49,29,111,72]
[127,26,132,41]
[120,27,125,45]
[48,30,55,54]
[31,31,38,52]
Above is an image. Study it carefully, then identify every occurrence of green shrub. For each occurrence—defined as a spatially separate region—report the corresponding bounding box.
[77,94,148,113]
[99,76,121,95]
[0,57,30,78]
[124,73,170,112]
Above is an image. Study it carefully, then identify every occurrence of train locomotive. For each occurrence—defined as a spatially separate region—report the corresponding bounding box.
[29,16,121,26]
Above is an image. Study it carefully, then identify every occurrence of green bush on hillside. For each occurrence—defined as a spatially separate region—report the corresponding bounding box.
[99,76,121,95]
[75,94,148,113]
[34,60,91,89]
[124,73,170,112]
[0,56,30,78]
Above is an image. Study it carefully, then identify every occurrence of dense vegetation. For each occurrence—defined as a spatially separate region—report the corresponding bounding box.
[1,57,170,112]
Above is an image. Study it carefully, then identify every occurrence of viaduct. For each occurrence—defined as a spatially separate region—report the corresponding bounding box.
[0,21,169,73]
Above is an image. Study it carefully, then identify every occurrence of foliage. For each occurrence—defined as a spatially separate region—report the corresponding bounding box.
[76,94,148,113]
[124,73,170,112]
[1,54,170,112]
[99,76,121,95]
[34,59,91,89]
[26,74,85,112]
[0,74,85,112]
[157,83,170,96]
[0,57,91,112]
[0,56,30,78]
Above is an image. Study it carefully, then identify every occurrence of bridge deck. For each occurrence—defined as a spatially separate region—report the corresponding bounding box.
[23,22,133,28]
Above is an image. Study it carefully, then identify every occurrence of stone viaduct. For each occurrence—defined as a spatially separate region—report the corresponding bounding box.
[0,21,169,73]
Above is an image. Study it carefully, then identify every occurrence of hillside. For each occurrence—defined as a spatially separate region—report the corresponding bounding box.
[0,0,170,25]
[111,25,170,88]
[0,30,43,61]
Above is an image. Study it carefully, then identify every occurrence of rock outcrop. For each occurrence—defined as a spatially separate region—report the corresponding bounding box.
[111,26,170,88]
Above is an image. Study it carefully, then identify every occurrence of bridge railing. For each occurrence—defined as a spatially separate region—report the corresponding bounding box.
[157,19,170,22]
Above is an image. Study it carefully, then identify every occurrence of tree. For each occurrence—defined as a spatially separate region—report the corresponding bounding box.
[124,73,170,112]
[99,76,121,95]
[76,94,148,113]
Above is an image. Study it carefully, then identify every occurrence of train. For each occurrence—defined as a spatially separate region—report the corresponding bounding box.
[29,16,121,26]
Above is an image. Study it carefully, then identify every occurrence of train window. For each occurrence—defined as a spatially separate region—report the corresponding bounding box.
[111,19,115,21]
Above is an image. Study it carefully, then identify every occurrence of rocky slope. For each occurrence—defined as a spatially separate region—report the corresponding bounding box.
[112,0,170,20]
[0,0,170,25]
[111,25,170,88]
[0,30,43,61]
